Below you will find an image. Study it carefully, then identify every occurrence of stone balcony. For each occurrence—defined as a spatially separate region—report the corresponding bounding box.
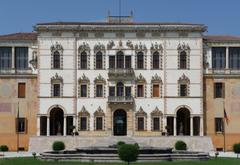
[0,68,33,75]
[108,68,134,80]
[108,96,134,104]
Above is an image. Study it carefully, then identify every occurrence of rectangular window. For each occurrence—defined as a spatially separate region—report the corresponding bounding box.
[53,84,60,97]
[229,47,240,69]
[15,47,28,70]
[18,83,26,98]
[215,118,224,133]
[109,87,115,96]
[109,56,115,69]
[125,87,131,97]
[137,117,144,131]
[80,84,87,97]
[180,84,187,96]
[80,117,87,131]
[212,47,226,69]
[80,53,87,69]
[214,83,225,98]
[125,56,132,69]
[16,118,27,133]
[152,84,160,97]
[96,84,103,97]
[96,117,103,130]
[153,117,160,131]
[0,47,12,70]
[137,85,144,97]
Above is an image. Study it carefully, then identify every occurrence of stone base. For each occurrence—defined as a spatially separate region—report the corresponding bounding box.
[29,136,214,153]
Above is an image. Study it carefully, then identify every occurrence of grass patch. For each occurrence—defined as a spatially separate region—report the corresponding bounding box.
[0,157,240,165]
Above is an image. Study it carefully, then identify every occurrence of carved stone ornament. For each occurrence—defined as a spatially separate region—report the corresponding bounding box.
[135,42,147,54]
[177,43,190,54]
[94,106,105,116]
[51,42,63,54]
[178,74,190,84]
[29,50,38,69]
[78,74,90,83]
[136,107,147,117]
[78,106,90,116]
[94,42,106,53]
[79,42,90,54]
[136,73,146,83]
[107,40,115,50]
[151,107,163,116]
[126,40,134,49]
[94,74,106,83]
[151,74,162,83]
[51,73,63,83]
[150,42,163,54]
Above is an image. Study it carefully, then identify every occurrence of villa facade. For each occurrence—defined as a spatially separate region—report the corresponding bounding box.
[0,16,240,151]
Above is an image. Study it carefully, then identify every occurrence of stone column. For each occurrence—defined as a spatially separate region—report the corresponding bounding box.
[37,116,40,136]
[190,116,193,136]
[63,116,67,136]
[200,116,204,136]
[173,116,177,136]
[47,116,50,136]
[226,47,229,69]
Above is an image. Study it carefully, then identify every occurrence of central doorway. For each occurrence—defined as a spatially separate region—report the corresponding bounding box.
[177,108,190,136]
[50,108,64,136]
[113,109,127,136]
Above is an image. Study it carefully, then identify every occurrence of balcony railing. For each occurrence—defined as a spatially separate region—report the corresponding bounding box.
[108,96,134,104]
[0,68,33,75]
[108,68,134,80]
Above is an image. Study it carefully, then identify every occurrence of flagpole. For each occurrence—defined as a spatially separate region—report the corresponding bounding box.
[17,102,19,152]
[223,100,226,152]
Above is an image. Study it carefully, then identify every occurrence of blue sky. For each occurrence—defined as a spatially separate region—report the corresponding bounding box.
[0,0,240,35]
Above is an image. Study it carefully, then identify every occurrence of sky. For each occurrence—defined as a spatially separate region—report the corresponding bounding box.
[0,0,240,35]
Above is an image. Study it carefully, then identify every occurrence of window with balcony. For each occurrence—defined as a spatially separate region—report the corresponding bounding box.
[117,82,124,96]
[152,52,160,69]
[212,47,226,69]
[15,47,28,70]
[96,52,103,69]
[229,47,240,69]
[109,86,115,96]
[125,86,131,97]
[214,82,225,98]
[80,51,88,69]
[0,47,12,70]
[137,52,144,69]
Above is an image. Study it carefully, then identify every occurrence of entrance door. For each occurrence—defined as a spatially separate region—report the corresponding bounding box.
[50,108,64,136]
[176,108,190,136]
[113,109,127,136]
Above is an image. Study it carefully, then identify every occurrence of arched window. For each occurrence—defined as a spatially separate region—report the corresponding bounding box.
[51,73,63,97]
[117,51,124,69]
[178,74,190,97]
[179,51,187,69]
[137,52,144,69]
[135,107,147,131]
[96,51,103,69]
[78,106,90,131]
[80,51,87,69]
[53,51,60,69]
[94,107,105,131]
[152,51,160,69]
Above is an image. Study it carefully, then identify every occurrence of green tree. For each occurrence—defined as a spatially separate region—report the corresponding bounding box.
[233,143,240,158]
[118,144,139,165]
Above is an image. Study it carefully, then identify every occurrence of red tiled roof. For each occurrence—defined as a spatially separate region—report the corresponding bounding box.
[205,35,240,42]
[0,33,37,41]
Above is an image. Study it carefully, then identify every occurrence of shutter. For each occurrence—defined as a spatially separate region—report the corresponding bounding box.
[153,85,159,97]
[18,83,26,98]
[24,118,28,134]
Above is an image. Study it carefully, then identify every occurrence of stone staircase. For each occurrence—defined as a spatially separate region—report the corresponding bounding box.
[29,136,214,153]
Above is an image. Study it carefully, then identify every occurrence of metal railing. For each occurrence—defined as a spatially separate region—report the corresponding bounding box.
[108,96,134,103]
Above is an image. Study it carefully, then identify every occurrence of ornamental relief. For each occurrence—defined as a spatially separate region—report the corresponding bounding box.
[178,74,190,84]
[78,42,90,54]
[150,42,163,54]
[135,42,147,54]
[94,42,106,54]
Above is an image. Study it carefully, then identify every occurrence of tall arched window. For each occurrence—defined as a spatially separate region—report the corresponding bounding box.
[152,52,160,69]
[117,51,124,69]
[53,51,60,69]
[80,51,87,69]
[179,51,187,69]
[137,52,144,69]
[96,52,103,69]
